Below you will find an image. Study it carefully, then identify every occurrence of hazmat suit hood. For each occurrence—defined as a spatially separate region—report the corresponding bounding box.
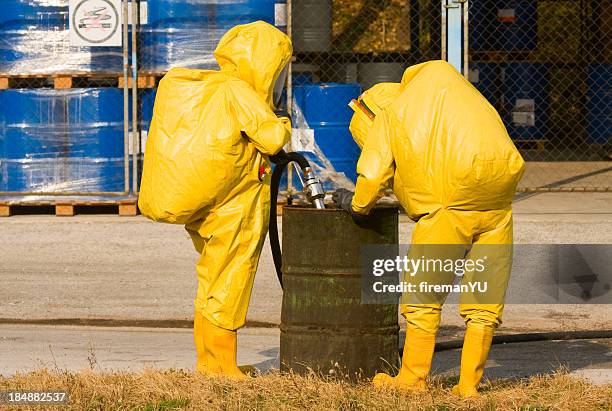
[349,82,401,148]
[214,21,293,108]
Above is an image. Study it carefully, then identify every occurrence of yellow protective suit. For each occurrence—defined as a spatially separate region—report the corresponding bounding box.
[349,61,524,394]
[138,21,292,334]
[349,60,524,331]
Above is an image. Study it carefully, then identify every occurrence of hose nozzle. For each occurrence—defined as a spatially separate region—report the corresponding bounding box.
[301,167,325,209]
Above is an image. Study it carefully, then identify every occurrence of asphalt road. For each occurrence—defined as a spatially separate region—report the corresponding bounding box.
[1,324,610,385]
[0,193,611,332]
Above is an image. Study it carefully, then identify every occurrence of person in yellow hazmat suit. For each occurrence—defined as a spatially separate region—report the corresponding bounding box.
[333,60,525,397]
[138,21,292,378]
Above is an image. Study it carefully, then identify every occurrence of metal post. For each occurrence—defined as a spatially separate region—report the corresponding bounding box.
[463,0,469,78]
[122,0,130,194]
[441,0,447,61]
[286,0,294,197]
[447,0,463,72]
[442,0,467,75]
[131,0,139,195]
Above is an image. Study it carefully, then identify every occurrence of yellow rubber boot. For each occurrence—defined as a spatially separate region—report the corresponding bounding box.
[201,317,248,379]
[452,325,494,398]
[373,328,435,391]
[194,311,207,373]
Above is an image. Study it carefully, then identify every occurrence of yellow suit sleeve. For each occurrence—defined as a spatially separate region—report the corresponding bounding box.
[352,110,395,215]
[230,80,291,155]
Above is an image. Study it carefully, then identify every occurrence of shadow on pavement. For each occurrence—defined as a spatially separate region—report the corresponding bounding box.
[432,338,612,381]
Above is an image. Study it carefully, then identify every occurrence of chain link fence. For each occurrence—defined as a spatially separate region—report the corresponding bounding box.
[468,0,611,191]
[289,0,611,192]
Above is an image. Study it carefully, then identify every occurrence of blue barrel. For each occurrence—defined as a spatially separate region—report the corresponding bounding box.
[141,89,157,131]
[0,90,67,159]
[586,64,611,144]
[0,159,67,193]
[0,0,122,74]
[501,63,549,140]
[66,89,124,158]
[291,83,361,190]
[67,88,126,193]
[0,89,126,193]
[470,0,537,52]
[141,0,283,72]
[139,88,157,186]
[469,63,501,108]
[0,0,66,25]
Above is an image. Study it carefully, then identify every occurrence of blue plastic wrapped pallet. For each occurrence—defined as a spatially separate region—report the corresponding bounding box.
[469,0,537,52]
[141,0,286,72]
[586,64,611,144]
[0,89,127,193]
[289,83,361,191]
[0,0,123,74]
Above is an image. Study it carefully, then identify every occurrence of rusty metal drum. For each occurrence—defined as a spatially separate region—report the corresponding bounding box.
[280,206,400,380]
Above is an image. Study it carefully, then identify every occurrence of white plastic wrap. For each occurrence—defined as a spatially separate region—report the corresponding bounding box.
[290,101,356,192]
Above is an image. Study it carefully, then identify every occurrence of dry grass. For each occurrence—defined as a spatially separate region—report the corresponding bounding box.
[1,369,611,411]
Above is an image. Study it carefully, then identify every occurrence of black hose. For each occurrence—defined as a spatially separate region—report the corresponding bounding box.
[268,150,313,289]
[269,158,287,289]
[435,329,612,351]
[399,329,612,355]
[286,152,310,169]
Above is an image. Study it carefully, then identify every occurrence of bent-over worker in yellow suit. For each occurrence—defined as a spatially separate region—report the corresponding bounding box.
[336,60,525,397]
[138,22,292,378]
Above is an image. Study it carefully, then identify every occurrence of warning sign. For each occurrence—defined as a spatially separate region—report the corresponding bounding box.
[70,0,122,47]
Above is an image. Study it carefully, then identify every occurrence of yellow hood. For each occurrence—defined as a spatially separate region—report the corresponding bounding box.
[349,82,401,148]
[214,21,292,107]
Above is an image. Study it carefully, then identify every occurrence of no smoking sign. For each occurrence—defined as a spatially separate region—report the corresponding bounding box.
[70,0,122,47]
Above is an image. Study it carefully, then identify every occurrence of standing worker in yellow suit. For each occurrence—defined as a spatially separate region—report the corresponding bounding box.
[138,22,292,378]
[334,60,525,397]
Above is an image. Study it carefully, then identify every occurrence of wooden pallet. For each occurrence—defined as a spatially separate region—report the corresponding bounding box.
[513,139,548,151]
[0,72,163,89]
[129,72,165,88]
[0,198,138,217]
